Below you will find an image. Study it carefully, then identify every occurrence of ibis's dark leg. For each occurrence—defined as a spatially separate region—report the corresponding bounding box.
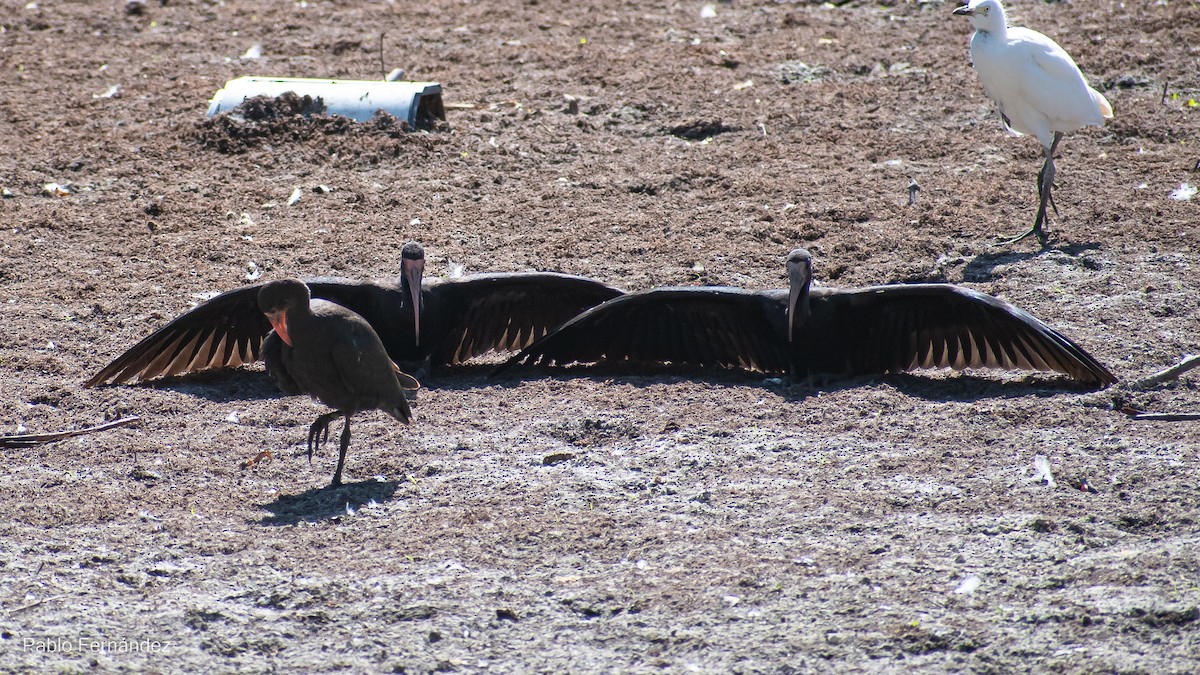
[330,415,352,487]
[307,411,343,464]
[998,131,1062,247]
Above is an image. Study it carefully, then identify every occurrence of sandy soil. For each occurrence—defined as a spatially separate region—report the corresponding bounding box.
[1,0,1199,671]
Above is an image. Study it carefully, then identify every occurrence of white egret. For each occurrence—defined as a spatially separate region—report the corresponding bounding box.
[954,0,1112,245]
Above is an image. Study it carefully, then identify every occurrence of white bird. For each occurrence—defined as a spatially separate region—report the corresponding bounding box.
[954,0,1112,246]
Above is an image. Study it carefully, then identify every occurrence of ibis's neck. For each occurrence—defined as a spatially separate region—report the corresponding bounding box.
[787,279,812,343]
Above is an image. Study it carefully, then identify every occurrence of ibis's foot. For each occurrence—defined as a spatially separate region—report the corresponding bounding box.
[398,365,426,398]
[782,372,835,388]
[306,411,343,464]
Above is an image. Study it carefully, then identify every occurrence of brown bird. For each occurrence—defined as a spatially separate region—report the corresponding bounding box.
[496,248,1116,388]
[258,278,418,487]
[85,242,624,388]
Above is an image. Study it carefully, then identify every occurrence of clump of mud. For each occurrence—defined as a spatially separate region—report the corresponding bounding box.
[236,91,329,120]
[195,92,423,155]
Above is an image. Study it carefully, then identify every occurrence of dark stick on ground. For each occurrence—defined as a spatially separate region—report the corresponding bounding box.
[0,416,141,448]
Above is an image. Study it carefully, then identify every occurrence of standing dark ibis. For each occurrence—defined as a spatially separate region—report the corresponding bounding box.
[258,278,418,487]
[497,248,1116,388]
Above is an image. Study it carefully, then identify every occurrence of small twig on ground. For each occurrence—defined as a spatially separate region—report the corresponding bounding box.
[379,32,386,80]
[0,595,65,614]
[907,178,921,206]
[1129,412,1200,422]
[1161,80,1170,106]
[1129,354,1200,390]
[0,416,140,448]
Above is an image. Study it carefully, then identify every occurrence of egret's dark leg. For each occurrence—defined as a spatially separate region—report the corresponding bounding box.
[1037,141,1061,218]
[998,132,1062,247]
[1032,132,1063,245]
[330,415,352,487]
[307,411,343,464]
[1033,150,1057,245]
[1034,163,1059,225]
[1022,153,1053,245]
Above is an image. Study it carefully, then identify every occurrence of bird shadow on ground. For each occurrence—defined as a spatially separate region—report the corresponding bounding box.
[102,360,1103,407]
[762,371,1104,404]
[872,372,1109,403]
[256,479,400,526]
[484,361,783,389]
[963,241,1102,282]
[130,368,285,403]
[486,364,1105,405]
[107,364,508,402]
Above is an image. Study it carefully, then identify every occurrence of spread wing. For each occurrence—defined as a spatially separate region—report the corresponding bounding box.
[810,284,1116,386]
[494,287,791,375]
[85,278,393,386]
[85,285,268,387]
[426,273,625,365]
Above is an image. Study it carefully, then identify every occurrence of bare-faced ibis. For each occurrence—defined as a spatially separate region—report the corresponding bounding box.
[496,248,1116,387]
[85,242,624,388]
[258,278,419,487]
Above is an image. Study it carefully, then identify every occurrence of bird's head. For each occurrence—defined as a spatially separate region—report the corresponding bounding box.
[257,278,310,347]
[400,241,426,345]
[785,248,813,343]
[953,0,1006,32]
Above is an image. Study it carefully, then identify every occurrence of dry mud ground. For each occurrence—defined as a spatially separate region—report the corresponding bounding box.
[2,0,1199,672]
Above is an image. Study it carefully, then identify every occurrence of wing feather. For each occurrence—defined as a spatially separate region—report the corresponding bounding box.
[85,278,397,387]
[427,273,624,365]
[817,284,1114,386]
[495,287,790,376]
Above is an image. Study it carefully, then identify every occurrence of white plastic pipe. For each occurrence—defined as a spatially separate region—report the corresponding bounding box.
[207,76,444,127]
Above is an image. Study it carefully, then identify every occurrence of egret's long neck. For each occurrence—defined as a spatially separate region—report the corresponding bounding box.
[976,8,1008,42]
